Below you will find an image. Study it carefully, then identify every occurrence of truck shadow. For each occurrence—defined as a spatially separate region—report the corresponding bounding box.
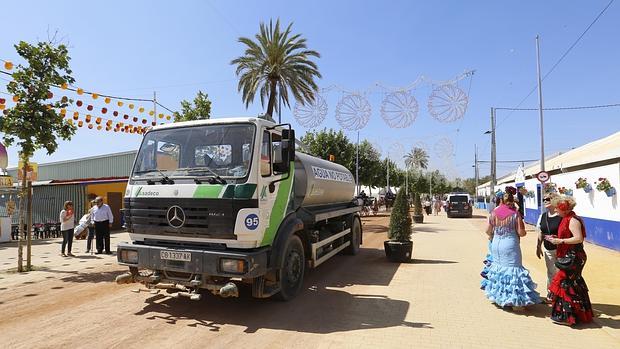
[134,247,432,333]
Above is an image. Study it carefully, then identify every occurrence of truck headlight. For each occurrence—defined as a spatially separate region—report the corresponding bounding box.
[220,258,246,274]
[120,249,138,264]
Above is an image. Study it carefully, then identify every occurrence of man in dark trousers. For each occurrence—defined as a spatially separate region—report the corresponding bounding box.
[92,196,114,254]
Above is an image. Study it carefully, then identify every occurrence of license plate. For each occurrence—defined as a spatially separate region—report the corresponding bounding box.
[160,250,191,262]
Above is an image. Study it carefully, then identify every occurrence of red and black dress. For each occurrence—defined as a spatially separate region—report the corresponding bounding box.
[548,211,593,325]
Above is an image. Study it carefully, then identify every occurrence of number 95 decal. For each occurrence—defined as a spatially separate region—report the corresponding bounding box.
[244,214,259,230]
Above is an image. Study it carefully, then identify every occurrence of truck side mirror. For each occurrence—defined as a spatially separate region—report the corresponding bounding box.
[273,130,295,174]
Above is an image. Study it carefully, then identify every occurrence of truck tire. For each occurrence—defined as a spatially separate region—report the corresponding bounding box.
[343,217,361,255]
[275,234,305,301]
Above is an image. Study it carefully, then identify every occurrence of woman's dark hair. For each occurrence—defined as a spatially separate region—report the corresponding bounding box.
[502,187,516,208]
[64,201,73,210]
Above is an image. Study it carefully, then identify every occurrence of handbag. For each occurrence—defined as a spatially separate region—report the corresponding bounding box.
[555,250,576,270]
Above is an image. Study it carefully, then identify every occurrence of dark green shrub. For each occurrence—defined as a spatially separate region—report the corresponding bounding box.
[388,190,412,241]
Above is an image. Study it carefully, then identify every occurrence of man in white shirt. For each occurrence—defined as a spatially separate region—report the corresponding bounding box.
[92,196,114,254]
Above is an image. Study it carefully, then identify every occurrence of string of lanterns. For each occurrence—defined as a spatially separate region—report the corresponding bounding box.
[0,60,177,134]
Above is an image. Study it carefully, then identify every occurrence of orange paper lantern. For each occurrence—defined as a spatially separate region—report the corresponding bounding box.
[78,121,84,127]
[61,96,68,103]
[101,107,108,114]
[73,112,79,120]
[4,61,14,70]
[0,105,4,111]
[95,117,102,124]
[92,93,99,100]
[104,97,111,104]
[149,110,154,116]
[47,92,53,99]
[77,88,84,95]
[61,83,68,90]
[12,95,19,102]
[97,125,102,130]
[138,107,144,113]
[128,104,134,109]
[117,101,124,107]
[165,115,171,120]
[67,119,73,125]
[158,113,164,118]
[60,108,66,115]
[85,115,92,123]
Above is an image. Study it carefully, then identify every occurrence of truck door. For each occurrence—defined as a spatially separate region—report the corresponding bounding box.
[256,129,293,246]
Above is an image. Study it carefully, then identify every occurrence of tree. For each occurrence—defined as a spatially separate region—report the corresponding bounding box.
[357,140,383,193]
[0,40,75,272]
[300,128,355,170]
[231,19,321,121]
[173,90,212,122]
[388,189,412,241]
[403,147,428,171]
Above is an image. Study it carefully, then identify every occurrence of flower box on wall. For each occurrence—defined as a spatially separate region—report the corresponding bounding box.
[596,178,616,197]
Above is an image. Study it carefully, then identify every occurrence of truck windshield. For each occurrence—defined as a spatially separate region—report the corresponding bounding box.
[132,123,255,180]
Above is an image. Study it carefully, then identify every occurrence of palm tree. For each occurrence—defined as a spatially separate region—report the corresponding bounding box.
[231,19,322,121]
[404,147,429,171]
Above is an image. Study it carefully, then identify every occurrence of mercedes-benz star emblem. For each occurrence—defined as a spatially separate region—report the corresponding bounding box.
[166,205,186,228]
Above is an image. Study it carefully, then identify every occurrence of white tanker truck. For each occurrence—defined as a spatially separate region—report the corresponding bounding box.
[116,117,362,300]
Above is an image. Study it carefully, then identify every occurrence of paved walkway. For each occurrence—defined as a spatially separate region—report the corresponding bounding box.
[0,212,618,348]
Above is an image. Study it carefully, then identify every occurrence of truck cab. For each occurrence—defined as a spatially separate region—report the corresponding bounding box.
[117,117,361,300]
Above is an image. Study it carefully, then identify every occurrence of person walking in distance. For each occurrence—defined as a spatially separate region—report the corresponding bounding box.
[59,201,75,257]
[92,196,114,254]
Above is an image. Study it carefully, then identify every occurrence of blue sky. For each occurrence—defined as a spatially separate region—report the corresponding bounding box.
[1,1,619,179]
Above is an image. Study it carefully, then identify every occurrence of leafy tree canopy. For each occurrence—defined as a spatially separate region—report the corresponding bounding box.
[173,90,212,122]
[0,41,75,159]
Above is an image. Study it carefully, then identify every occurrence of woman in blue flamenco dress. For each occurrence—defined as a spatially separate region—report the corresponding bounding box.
[483,187,541,309]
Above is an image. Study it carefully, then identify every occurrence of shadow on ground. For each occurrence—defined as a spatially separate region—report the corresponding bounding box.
[134,246,433,334]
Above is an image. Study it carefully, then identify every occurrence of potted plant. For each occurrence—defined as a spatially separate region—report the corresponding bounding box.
[543,182,557,194]
[525,190,535,198]
[384,190,413,262]
[575,177,592,193]
[595,177,616,197]
[558,187,574,196]
[412,192,424,223]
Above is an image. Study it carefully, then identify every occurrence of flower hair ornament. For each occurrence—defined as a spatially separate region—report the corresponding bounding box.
[557,201,571,212]
[505,186,517,195]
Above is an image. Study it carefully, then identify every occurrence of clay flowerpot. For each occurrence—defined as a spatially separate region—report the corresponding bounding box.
[384,240,413,263]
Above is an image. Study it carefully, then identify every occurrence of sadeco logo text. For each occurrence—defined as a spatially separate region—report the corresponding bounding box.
[135,187,160,197]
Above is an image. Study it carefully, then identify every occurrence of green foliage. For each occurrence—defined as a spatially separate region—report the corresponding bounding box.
[173,90,212,122]
[388,190,412,241]
[357,140,383,188]
[0,41,76,159]
[413,192,423,216]
[301,128,355,169]
[231,19,322,118]
[404,147,428,171]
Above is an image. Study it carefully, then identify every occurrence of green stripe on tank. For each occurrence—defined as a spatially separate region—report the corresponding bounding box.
[193,185,225,198]
[221,185,236,198]
[261,163,295,246]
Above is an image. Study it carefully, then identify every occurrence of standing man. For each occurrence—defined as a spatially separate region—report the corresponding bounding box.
[92,196,114,254]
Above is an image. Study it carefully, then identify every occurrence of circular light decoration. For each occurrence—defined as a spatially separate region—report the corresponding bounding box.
[293,93,328,128]
[427,84,469,123]
[335,94,371,131]
[433,137,454,159]
[380,91,419,128]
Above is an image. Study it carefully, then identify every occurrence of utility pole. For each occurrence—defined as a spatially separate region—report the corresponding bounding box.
[490,107,497,204]
[386,158,390,192]
[356,131,359,196]
[153,91,157,124]
[474,144,479,199]
[535,35,546,172]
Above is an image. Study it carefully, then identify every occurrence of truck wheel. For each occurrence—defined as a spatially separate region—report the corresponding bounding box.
[275,234,305,301]
[343,217,361,255]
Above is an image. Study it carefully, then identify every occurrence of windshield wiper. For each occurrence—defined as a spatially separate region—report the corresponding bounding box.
[179,167,227,184]
[134,169,175,185]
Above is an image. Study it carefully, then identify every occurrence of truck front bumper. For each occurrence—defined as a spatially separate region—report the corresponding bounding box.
[117,242,270,279]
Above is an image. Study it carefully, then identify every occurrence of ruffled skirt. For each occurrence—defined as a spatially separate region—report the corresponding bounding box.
[548,252,593,325]
[480,242,493,290]
[484,264,541,307]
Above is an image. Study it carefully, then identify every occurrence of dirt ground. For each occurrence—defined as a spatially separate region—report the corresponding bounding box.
[0,212,618,349]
